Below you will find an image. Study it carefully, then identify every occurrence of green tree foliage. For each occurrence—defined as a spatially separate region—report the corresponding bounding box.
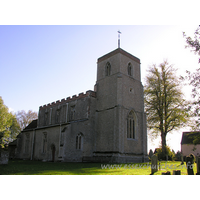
[0,96,20,148]
[154,146,175,161]
[16,110,38,131]
[144,61,189,157]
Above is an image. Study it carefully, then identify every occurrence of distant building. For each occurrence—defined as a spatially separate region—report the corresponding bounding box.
[15,47,148,163]
[181,131,200,156]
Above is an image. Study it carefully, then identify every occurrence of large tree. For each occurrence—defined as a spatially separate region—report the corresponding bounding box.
[183,26,200,131]
[144,61,190,158]
[0,96,20,148]
[16,110,38,131]
[183,25,200,64]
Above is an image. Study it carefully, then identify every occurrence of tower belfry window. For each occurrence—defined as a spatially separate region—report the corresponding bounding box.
[105,62,111,76]
[128,63,132,76]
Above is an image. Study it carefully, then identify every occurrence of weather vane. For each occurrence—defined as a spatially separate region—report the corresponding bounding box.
[118,30,122,48]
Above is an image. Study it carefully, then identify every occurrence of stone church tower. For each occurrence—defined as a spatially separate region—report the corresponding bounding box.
[15,47,148,163]
[93,48,148,162]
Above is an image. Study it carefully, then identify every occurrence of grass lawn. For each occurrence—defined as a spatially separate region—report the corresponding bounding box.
[0,160,197,175]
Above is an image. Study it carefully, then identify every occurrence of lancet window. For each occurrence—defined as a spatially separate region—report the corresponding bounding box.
[127,111,136,139]
[105,62,111,76]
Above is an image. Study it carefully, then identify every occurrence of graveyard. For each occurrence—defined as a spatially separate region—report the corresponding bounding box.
[0,158,198,175]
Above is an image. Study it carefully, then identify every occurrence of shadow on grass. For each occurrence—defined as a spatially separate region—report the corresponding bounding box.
[0,160,129,175]
[1,160,191,175]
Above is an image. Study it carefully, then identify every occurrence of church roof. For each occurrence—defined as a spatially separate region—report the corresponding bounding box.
[181,132,200,145]
[23,119,38,131]
[97,48,140,64]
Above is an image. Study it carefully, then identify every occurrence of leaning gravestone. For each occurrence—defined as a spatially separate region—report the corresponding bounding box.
[151,154,158,174]
[185,154,195,175]
[196,156,200,175]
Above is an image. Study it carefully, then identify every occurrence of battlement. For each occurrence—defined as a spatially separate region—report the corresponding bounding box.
[39,90,96,109]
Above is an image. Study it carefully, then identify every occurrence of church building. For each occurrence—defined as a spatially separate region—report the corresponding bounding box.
[15,47,148,163]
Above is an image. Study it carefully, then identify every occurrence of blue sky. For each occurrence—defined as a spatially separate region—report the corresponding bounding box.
[0,25,199,152]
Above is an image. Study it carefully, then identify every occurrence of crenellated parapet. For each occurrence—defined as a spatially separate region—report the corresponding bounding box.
[39,90,96,110]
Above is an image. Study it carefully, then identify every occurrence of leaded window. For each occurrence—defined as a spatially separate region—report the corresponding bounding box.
[127,111,136,139]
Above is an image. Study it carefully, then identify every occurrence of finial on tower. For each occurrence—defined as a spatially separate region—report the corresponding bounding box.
[118,30,122,48]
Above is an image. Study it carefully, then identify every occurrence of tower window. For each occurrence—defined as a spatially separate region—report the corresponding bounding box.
[105,62,111,76]
[127,111,136,139]
[128,63,132,76]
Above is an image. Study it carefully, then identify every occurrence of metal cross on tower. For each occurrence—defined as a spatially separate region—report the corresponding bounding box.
[118,30,122,48]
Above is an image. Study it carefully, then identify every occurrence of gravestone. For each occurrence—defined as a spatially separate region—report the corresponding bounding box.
[173,170,181,175]
[196,156,200,175]
[151,154,158,174]
[162,171,171,175]
[181,154,184,165]
[185,154,194,175]
[0,149,9,165]
[149,149,154,159]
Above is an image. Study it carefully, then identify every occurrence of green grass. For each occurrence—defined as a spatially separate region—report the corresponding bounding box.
[0,160,197,175]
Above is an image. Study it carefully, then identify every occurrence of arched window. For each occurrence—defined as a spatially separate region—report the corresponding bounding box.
[128,63,132,76]
[105,62,111,76]
[76,133,83,150]
[127,110,136,139]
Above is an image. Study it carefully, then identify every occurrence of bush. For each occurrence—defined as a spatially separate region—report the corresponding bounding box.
[154,146,175,161]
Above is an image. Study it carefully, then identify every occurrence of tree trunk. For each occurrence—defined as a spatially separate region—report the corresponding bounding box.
[161,133,167,159]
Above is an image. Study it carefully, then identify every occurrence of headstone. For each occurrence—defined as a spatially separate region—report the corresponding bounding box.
[185,154,194,175]
[173,170,181,175]
[149,149,154,159]
[151,154,158,174]
[162,171,171,175]
[0,149,9,165]
[196,156,200,175]
[181,154,184,165]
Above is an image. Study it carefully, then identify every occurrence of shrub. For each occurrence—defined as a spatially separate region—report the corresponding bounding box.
[154,146,175,161]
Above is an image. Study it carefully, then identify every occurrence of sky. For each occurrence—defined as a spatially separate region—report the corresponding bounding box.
[1,25,199,153]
